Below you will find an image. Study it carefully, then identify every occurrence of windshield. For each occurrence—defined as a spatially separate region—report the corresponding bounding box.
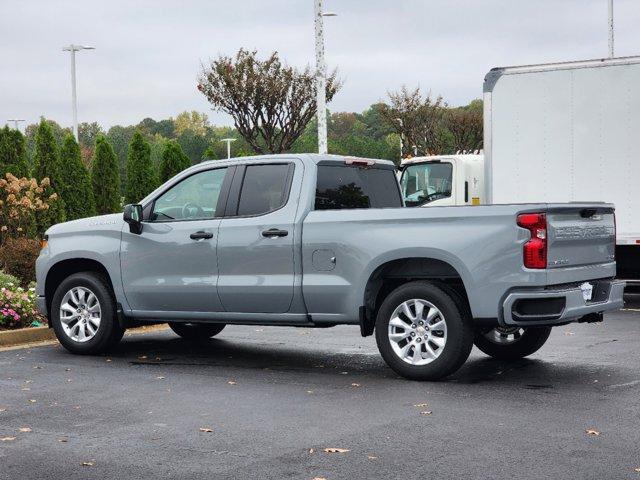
[400,162,453,206]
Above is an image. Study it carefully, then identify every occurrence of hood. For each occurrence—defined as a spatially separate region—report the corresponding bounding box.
[46,213,124,236]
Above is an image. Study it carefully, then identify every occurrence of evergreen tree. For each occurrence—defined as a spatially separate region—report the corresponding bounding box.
[159,140,190,183]
[0,126,30,178]
[125,130,157,203]
[33,119,66,233]
[92,135,121,214]
[59,134,96,220]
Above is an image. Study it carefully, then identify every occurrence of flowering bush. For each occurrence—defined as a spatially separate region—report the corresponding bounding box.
[0,173,54,243]
[0,281,46,330]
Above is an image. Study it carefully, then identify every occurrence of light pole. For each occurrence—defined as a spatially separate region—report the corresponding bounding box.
[62,44,95,141]
[6,119,25,131]
[608,0,614,58]
[314,0,336,155]
[220,138,236,159]
[395,118,403,160]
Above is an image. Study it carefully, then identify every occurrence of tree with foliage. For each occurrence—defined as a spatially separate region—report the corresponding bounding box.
[92,135,121,214]
[106,124,136,193]
[59,134,96,220]
[198,48,342,154]
[0,126,30,178]
[444,108,483,153]
[125,131,156,204]
[380,86,446,156]
[159,140,191,183]
[174,111,210,136]
[33,120,66,233]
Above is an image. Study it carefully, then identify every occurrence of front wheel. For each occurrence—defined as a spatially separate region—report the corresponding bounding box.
[169,322,225,340]
[375,282,474,381]
[51,272,124,355]
[474,326,552,360]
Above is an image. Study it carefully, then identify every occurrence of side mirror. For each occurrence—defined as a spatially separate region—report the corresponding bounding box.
[123,204,143,234]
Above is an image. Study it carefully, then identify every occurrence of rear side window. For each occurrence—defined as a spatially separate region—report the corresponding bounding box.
[237,164,292,216]
[315,165,402,210]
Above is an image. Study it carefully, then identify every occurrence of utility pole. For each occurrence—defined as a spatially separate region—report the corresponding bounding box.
[395,118,404,160]
[62,44,95,140]
[220,138,236,159]
[314,0,336,154]
[6,119,25,131]
[608,0,614,58]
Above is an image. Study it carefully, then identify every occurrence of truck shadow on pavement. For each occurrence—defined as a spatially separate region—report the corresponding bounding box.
[96,331,621,390]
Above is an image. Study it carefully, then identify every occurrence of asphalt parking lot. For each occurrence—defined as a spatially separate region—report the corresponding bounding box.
[1,304,640,480]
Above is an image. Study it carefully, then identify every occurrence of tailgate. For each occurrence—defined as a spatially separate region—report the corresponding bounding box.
[546,205,616,269]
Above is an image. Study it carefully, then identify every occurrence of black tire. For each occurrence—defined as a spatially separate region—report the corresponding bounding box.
[474,326,552,360]
[51,272,124,355]
[169,322,225,340]
[375,281,474,381]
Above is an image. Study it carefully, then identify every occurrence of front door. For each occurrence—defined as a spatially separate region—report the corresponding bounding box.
[217,161,297,313]
[120,166,230,316]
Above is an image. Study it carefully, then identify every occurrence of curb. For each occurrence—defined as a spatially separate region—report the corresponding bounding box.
[0,326,56,347]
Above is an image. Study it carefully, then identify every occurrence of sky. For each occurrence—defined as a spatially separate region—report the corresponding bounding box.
[2,0,640,130]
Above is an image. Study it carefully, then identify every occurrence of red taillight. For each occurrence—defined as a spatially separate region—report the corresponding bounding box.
[517,213,547,269]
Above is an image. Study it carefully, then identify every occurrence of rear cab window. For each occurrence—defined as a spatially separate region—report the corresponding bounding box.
[315,163,403,210]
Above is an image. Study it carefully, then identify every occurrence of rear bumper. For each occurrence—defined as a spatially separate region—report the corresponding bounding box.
[501,279,625,326]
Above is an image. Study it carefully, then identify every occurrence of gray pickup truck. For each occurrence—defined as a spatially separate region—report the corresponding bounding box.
[35,154,624,380]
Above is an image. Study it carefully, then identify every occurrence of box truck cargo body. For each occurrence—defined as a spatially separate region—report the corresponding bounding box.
[484,56,640,279]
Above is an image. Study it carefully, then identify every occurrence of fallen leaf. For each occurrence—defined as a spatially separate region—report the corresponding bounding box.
[299,331,309,335]
[420,411,433,416]
[65,368,71,372]
[308,448,315,454]
[339,372,348,375]
[0,437,16,442]
[227,381,236,385]
[199,427,213,433]
[81,462,94,467]
[156,376,165,380]
[313,477,327,480]
[19,427,31,433]
[155,357,162,361]
[24,380,32,384]
[33,366,42,369]
[351,383,361,387]
[634,467,640,473]
[413,403,428,407]
[586,429,600,436]
[0,408,6,412]
[323,447,350,454]
[138,355,147,360]
[254,329,264,332]
[105,359,112,362]
[367,455,378,460]
[28,399,36,403]
[73,406,81,410]
[306,390,314,394]
[66,379,72,382]
[564,331,575,336]
[58,437,68,443]
[21,387,30,391]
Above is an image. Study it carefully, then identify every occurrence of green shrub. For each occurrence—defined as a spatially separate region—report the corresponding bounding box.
[0,126,30,178]
[159,140,190,183]
[92,135,121,214]
[33,120,66,234]
[59,134,96,220]
[125,131,157,203]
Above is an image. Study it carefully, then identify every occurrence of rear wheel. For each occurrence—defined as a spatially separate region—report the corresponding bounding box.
[375,282,473,381]
[51,272,124,355]
[474,326,552,360]
[169,322,225,340]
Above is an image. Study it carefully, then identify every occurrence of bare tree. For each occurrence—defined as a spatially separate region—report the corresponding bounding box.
[444,108,483,153]
[198,49,341,154]
[380,86,446,156]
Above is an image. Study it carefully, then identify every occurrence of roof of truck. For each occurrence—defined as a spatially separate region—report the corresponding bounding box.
[199,153,395,168]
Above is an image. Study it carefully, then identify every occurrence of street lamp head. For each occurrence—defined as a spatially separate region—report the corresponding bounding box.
[220,138,237,143]
[321,11,337,17]
[62,45,96,51]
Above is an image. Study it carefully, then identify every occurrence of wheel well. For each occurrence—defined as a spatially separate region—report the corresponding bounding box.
[45,258,115,318]
[361,258,471,336]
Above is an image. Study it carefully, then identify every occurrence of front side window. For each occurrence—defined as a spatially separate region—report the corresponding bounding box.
[236,164,292,216]
[400,162,452,206]
[152,168,227,221]
[315,165,402,210]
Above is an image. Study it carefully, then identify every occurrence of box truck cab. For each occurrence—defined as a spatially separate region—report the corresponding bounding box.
[399,154,484,207]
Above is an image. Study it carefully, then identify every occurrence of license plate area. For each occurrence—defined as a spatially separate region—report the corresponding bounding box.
[582,281,612,304]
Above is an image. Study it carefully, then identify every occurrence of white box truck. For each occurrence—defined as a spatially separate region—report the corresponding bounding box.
[399,56,640,281]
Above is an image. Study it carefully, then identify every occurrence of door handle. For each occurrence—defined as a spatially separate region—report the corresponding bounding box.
[190,231,213,240]
[261,228,288,238]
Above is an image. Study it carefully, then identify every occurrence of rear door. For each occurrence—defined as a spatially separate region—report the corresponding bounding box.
[216,161,298,313]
